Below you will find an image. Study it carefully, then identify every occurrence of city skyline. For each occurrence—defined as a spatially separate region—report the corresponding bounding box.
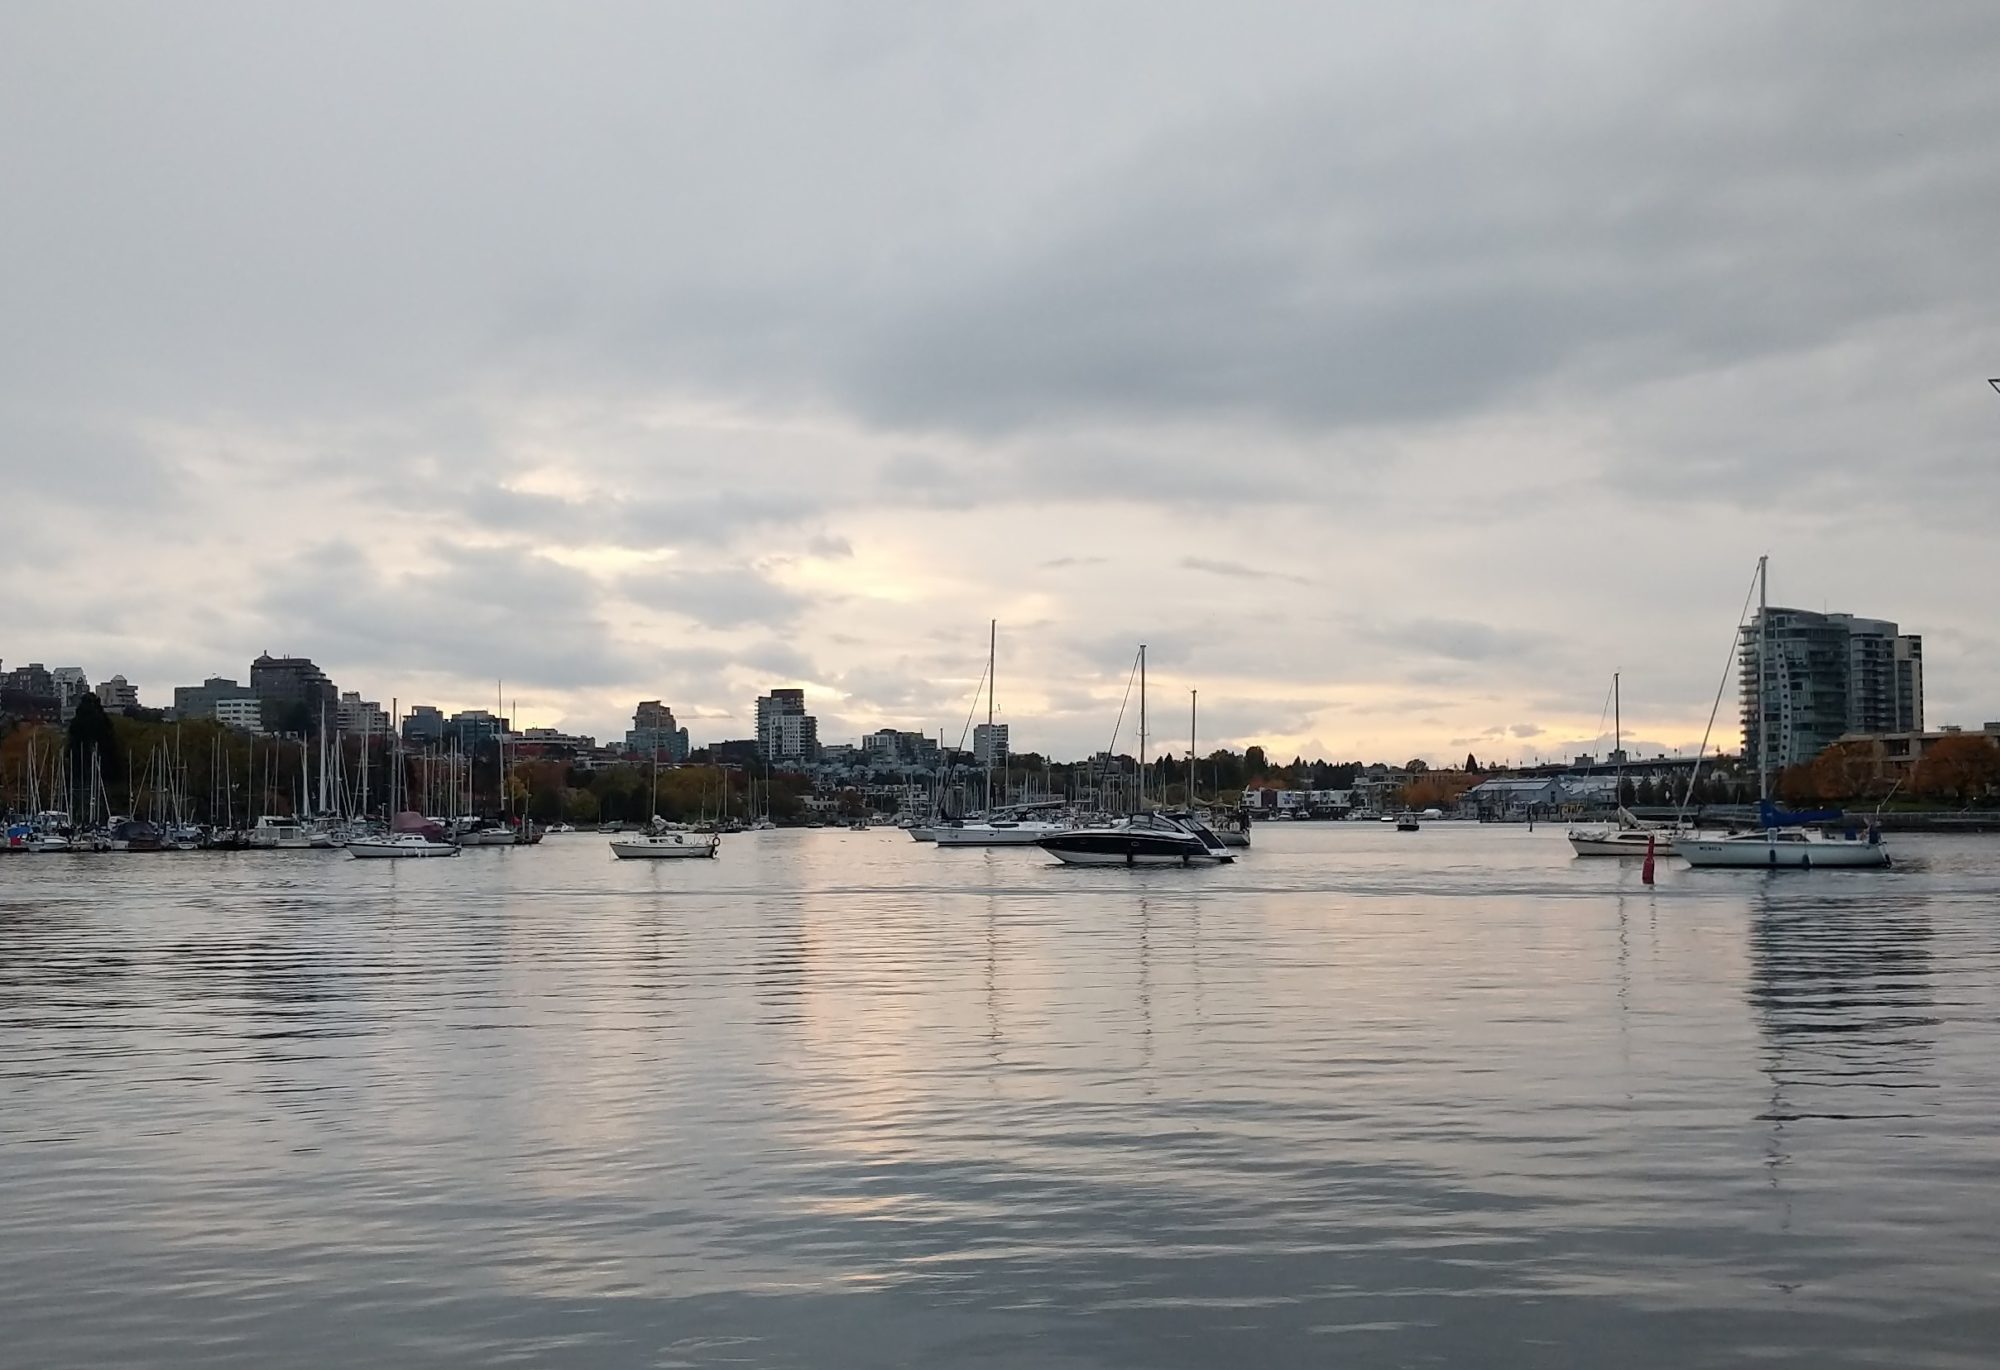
[4,8,2000,765]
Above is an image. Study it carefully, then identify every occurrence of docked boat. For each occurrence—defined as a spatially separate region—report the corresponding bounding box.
[610,822,720,860]
[248,815,314,850]
[348,831,460,859]
[1570,807,1679,856]
[457,824,520,847]
[1038,811,1234,866]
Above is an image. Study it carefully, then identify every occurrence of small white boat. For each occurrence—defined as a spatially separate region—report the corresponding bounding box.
[906,825,937,842]
[1569,808,1679,856]
[1394,815,1420,832]
[457,826,519,847]
[611,829,719,860]
[348,832,460,859]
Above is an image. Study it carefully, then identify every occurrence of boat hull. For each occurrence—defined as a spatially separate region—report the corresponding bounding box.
[1680,835,1890,869]
[934,823,1067,847]
[610,836,718,860]
[347,840,459,859]
[1569,831,1679,857]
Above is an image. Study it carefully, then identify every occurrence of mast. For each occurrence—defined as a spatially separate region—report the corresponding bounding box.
[1613,672,1620,763]
[1138,643,1148,810]
[1757,554,1770,804]
[1190,688,1197,810]
[986,618,996,814]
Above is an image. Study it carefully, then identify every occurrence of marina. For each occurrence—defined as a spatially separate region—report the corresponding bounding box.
[2,821,1995,1368]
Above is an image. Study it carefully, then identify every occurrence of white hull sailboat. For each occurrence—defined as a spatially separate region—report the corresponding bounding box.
[348,833,460,859]
[610,830,719,860]
[1569,825,1678,857]
[1679,556,1890,872]
[934,819,1067,847]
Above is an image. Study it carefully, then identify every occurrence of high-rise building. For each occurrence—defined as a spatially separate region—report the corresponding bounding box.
[1741,608,1925,772]
[251,653,336,732]
[445,709,509,751]
[755,688,818,762]
[863,728,941,769]
[973,722,1009,768]
[626,700,690,762]
[94,675,140,711]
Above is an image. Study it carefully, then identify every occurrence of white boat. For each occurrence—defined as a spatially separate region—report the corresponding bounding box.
[1677,555,1892,872]
[348,832,460,859]
[457,826,519,847]
[1394,815,1420,832]
[1569,824,1679,857]
[1680,828,1889,869]
[906,825,937,842]
[934,817,1069,847]
[610,828,719,860]
[1038,811,1234,866]
[247,815,314,850]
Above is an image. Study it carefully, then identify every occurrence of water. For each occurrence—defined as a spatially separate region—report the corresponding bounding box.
[2,824,1996,1368]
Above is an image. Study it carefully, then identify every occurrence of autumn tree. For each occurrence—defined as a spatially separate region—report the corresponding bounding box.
[1912,736,2000,807]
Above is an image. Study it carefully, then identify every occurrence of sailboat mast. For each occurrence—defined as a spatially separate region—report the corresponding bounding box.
[1138,643,1148,809]
[1190,688,1197,810]
[986,618,996,814]
[1757,554,1770,804]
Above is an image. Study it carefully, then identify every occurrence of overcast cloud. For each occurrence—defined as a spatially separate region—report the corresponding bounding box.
[3,2,1997,762]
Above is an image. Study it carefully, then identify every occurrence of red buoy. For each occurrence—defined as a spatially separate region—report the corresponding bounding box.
[1642,834,1656,885]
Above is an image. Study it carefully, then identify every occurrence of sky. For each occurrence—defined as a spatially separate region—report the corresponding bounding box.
[3,2,1998,765]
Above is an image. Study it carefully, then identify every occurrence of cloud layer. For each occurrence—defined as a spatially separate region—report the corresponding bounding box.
[4,3,1998,762]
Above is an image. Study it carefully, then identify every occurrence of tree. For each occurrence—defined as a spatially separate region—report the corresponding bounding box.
[1243,745,1268,777]
[1465,753,1482,774]
[65,692,121,809]
[1912,736,2000,808]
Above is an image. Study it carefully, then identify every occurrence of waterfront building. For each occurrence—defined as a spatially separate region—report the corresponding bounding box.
[972,722,1009,768]
[626,700,691,762]
[173,676,257,721]
[94,675,140,711]
[1740,609,1924,771]
[214,697,265,732]
[251,653,337,732]
[755,688,819,762]
[2,662,54,698]
[402,704,446,746]
[1830,722,2000,789]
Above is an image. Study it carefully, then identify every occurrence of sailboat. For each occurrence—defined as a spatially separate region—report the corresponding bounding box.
[1680,557,1890,870]
[1567,673,1681,856]
[609,729,718,859]
[1038,644,1234,866]
[934,621,1069,848]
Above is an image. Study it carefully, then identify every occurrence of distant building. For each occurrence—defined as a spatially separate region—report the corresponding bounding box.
[972,722,1009,768]
[709,738,762,767]
[214,696,266,732]
[2,662,54,698]
[94,675,139,711]
[862,728,941,769]
[755,688,818,762]
[517,726,597,755]
[251,653,336,732]
[625,700,690,762]
[174,676,257,721]
[445,709,509,751]
[402,704,446,746]
[1742,609,1924,772]
[336,691,392,735]
[50,667,90,722]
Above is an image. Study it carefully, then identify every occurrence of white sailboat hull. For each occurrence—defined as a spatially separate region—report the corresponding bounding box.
[934,822,1068,847]
[1569,830,1679,856]
[1680,832,1890,869]
[347,837,460,859]
[610,834,718,860]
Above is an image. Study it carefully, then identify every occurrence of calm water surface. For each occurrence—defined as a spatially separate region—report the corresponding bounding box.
[2,824,1996,1367]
